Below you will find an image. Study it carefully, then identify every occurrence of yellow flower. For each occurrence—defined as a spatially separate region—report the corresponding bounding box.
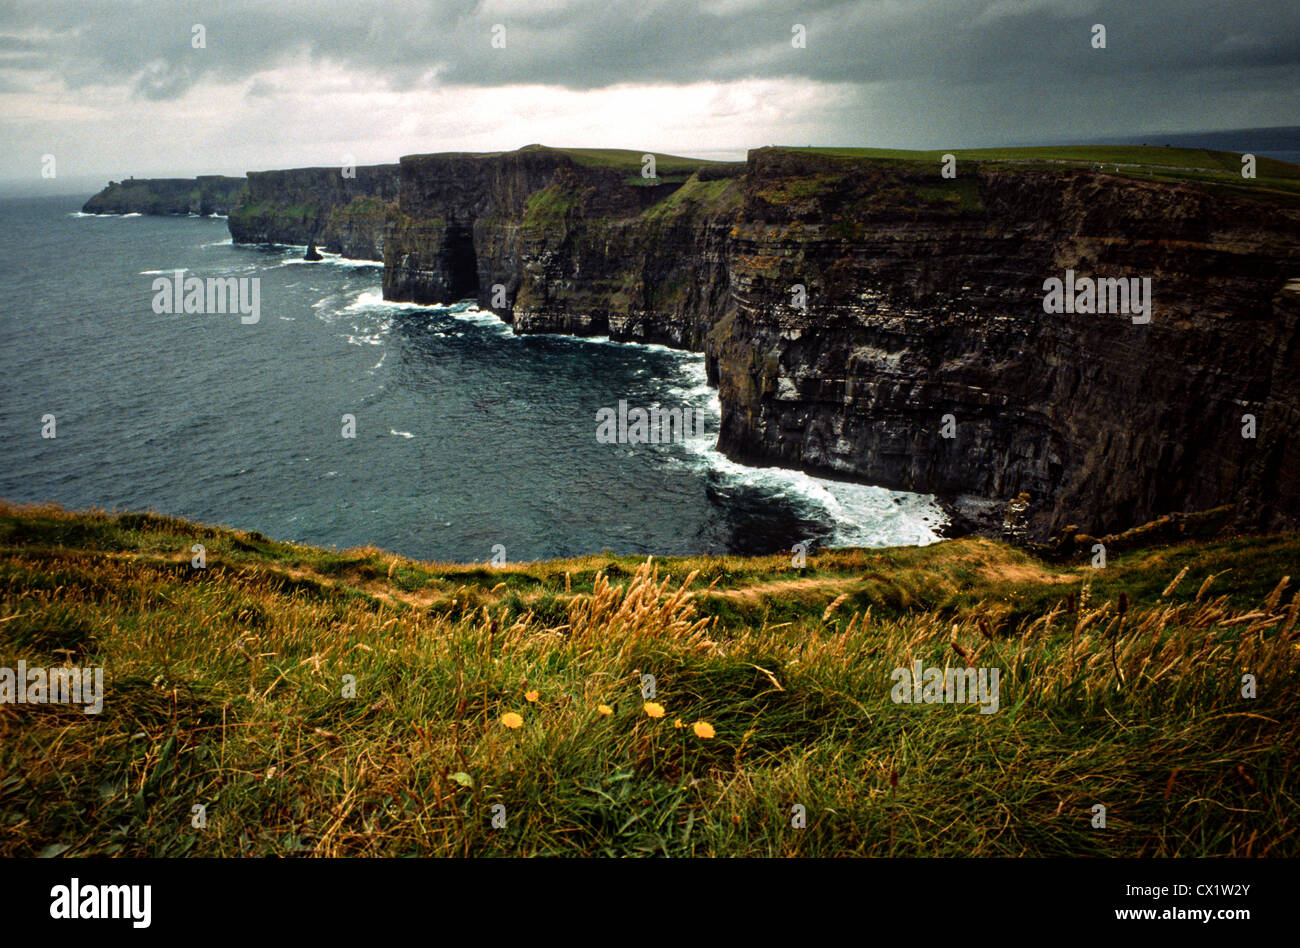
[500,712,523,729]
[643,701,665,718]
[693,721,716,739]
[525,690,539,703]
[597,704,613,716]
[674,718,684,729]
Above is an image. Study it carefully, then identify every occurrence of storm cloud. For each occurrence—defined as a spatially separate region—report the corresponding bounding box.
[2,0,1296,187]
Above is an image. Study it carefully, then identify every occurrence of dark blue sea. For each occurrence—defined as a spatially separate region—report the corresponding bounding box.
[0,195,946,562]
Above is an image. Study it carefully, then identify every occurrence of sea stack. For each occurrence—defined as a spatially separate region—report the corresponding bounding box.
[303,242,322,261]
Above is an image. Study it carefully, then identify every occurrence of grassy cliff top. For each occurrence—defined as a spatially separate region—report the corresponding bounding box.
[398,144,720,167]
[544,147,730,176]
[780,143,1297,172]
[771,144,1300,201]
[2,501,1296,857]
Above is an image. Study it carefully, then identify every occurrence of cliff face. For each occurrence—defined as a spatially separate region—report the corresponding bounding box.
[711,151,1300,539]
[381,147,706,328]
[377,146,1300,540]
[226,164,399,258]
[82,175,244,215]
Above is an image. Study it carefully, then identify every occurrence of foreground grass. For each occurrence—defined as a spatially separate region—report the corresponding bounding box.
[0,502,1296,857]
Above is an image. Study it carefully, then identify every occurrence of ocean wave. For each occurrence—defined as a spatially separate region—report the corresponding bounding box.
[667,367,947,548]
[280,253,381,269]
[344,289,442,312]
[142,262,260,277]
[567,334,690,357]
[452,305,513,331]
[704,446,947,548]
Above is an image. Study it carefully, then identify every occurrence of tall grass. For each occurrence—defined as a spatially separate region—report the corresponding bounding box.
[0,503,1295,856]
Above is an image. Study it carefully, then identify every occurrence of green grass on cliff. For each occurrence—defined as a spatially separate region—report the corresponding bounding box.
[780,144,1300,202]
[786,144,1298,174]
[643,175,745,221]
[2,501,1296,857]
[229,197,322,234]
[523,186,580,228]
[548,147,726,177]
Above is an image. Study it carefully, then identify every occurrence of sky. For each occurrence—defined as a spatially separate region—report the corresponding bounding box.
[2,0,1297,193]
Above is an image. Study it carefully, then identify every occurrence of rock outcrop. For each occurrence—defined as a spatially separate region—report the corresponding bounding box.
[82,175,244,215]
[226,164,399,259]
[373,145,1300,541]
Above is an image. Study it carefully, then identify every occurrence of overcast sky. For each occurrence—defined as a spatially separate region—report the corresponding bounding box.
[3,0,1297,191]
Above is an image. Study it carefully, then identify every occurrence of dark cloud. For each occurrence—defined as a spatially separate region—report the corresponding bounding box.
[0,0,1296,186]
[1,0,1296,98]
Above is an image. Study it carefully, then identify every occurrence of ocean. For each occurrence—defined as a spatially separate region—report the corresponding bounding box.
[0,195,947,562]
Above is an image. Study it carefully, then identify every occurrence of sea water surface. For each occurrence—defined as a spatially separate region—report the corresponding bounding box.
[0,196,946,561]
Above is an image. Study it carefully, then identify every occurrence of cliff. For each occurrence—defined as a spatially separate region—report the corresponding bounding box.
[381,146,729,330]
[82,175,244,215]
[376,145,1300,541]
[226,164,399,259]
[706,150,1300,541]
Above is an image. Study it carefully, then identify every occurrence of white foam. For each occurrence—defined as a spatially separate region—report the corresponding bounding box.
[390,429,414,439]
[345,289,441,312]
[280,252,380,269]
[122,212,142,218]
[453,306,513,331]
[666,366,948,549]
[567,333,687,357]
